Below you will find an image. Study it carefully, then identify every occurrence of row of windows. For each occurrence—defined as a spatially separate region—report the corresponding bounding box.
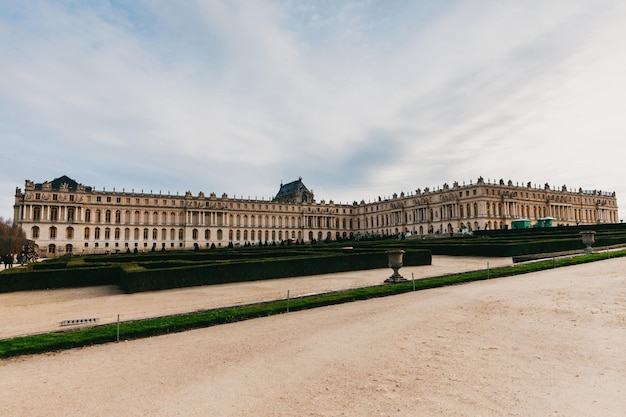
[32,226,308,242]
[44,228,353,256]
[363,203,608,228]
[29,206,354,229]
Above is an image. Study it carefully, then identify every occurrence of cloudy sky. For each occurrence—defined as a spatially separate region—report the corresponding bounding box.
[2,0,625,221]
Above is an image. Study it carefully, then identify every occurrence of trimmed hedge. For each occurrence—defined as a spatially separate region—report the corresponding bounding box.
[0,266,122,292]
[0,249,431,294]
[119,250,432,293]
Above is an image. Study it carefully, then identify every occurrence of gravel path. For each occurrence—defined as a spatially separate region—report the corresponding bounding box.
[1,256,625,416]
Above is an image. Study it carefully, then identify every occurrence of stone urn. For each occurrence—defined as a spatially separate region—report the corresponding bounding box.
[580,231,596,254]
[385,250,407,283]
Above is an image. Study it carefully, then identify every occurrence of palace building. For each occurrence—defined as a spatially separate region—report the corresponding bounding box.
[13,175,619,257]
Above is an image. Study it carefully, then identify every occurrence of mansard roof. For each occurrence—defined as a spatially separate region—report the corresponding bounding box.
[35,175,92,192]
[274,177,310,200]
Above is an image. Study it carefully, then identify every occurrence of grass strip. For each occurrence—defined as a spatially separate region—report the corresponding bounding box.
[1,249,624,359]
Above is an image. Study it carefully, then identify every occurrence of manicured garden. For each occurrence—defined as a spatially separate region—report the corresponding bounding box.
[1,249,624,359]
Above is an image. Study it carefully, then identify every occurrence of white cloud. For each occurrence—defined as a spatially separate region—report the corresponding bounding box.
[1,0,626,220]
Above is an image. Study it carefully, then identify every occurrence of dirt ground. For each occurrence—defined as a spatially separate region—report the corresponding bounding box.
[1,256,625,416]
[0,256,510,339]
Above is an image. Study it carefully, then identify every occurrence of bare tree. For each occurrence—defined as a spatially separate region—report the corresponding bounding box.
[0,217,27,256]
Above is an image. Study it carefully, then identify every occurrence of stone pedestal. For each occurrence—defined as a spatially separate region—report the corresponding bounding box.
[580,231,596,254]
[385,250,407,283]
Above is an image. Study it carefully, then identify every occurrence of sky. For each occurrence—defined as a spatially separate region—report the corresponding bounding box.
[2,0,626,222]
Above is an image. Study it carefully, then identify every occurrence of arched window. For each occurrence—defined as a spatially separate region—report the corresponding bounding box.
[134,228,140,240]
[65,244,73,254]
[115,228,120,240]
[192,229,198,240]
[94,227,101,240]
[33,206,42,221]
[105,210,111,223]
[32,226,40,239]
[115,210,121,224]
[143,228,149,240]
[49,226,57,239]
[66,227,74,239]
[68,207,75,222]
[125,228,130,240]
[217,229,223,240]
[104,227,111,240]
[152,228,158,240]
[178,229,183,240]
[205,229,210,240]
[83,227,90,239]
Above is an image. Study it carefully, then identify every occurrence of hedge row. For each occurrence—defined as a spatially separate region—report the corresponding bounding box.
[119,249,432,293]
[0,249,431,294]
[0,266,122,293]
[401,234,626,257]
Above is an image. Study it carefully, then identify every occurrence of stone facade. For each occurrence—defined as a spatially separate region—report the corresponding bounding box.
[13,175,619,257]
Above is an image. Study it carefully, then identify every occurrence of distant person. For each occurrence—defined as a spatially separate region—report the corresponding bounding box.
[3,254,13,269]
